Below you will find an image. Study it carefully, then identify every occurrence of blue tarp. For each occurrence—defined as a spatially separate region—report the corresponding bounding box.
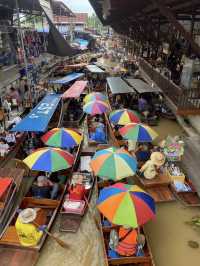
[11,94,61,132]
[49,73,84,85]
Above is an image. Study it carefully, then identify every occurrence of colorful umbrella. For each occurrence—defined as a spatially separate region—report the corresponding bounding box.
[83,92,107,103]
[109,109,141,125]
[41,128,82,148]
[119,123,158,142]
[83,100,109,115]
[90,147,137,180]
[97,183,156,228]
[23,147,74,172]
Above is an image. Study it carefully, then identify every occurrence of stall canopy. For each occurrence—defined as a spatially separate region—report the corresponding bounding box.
[11,94,61,132]
[62,81,88,99]
[86,65,105,73]
[125,78,161,94]
[107,77,134,94]
[49,73,84,85]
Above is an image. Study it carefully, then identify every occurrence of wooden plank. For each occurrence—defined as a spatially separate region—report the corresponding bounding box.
[146,186,175,203]
[0,247,38,266]
[137,172,170,188]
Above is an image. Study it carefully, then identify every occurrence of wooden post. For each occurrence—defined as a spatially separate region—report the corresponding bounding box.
[152,0,200,56]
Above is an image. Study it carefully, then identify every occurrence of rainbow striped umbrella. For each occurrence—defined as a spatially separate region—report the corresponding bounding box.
[109,109,141,125]
[83,92,107,103]
[90,147,137,180]
[119,123,158,142]
[83,100,109,115]
[97,183,156,228]
[23,147,74,172]
[41,128,82,148]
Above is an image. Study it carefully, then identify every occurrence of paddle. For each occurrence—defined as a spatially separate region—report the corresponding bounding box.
[33,221,70,249]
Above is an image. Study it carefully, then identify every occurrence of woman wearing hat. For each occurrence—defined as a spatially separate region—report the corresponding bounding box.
[15,208,43,247]
[139,152,165,180]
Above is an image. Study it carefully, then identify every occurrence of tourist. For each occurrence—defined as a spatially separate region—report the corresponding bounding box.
[8,87,21,107]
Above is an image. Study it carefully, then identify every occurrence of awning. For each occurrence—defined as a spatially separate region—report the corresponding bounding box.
[49,73,84,85]
[11,94,61,132]
[62,81,88,99]
[107,77,133,94]
[86,65,105,73]
[125,78,161,93]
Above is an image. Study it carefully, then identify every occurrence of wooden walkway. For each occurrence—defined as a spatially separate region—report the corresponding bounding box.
[181,136,200,197]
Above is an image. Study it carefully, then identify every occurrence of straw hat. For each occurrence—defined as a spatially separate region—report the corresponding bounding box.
[18,208,37,224]
[150,152,165,166]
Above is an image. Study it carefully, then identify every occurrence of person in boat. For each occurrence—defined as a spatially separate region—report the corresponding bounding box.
[68,174,86,201]
[31,176,59,199]
[90,116,106,143]
[135,143,151,163]
[109,226,138,257]
[15,208,43,247]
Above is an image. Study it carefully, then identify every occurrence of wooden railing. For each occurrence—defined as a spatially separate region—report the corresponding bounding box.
[139,58,200,115]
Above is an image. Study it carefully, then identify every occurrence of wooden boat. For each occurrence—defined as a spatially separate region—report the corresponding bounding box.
[137,171,175,203]
[0,168,24,238]
[0,134,83,266]
[170,177,200,207]
[99,217,155,266]
[59,153,95,233]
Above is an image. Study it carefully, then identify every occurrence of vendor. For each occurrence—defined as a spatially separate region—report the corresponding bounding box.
[68,174,86,200]
[116,226,138,256]
[139,152,165,179]
[15,208,43,247]
[150,152,165,170]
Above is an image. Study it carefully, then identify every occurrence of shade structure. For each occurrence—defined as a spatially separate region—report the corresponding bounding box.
[83,92,107,103]
[41,128,82,148]
[109,109,141,125]
[119,123,158,142]
[11,94,61,132]
[90,147,137,180]
[23,148,74,172]
[83,100,109,115]
[62,81,88,99]
[97,183,156,228]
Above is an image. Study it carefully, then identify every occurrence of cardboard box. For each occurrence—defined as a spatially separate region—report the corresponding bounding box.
[166,168,185,183]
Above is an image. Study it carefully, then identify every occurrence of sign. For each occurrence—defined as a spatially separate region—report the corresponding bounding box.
[11,94,61,132]
[62,81,88,99]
